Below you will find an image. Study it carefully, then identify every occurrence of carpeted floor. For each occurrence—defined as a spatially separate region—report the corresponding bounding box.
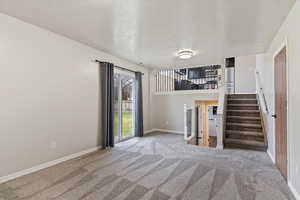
[0,132,295,200]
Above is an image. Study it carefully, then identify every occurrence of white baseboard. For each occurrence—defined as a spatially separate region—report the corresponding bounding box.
[144,129,184,135]
[154,129,184,135]
[144,129,156,135]
[288,182,300,200]
[0,146,101,184]
[267,149,275,164]
[268,150,300,200]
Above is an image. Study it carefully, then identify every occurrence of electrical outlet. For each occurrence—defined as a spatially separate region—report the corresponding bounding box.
[50,141,57,149]
[165,121,169,125]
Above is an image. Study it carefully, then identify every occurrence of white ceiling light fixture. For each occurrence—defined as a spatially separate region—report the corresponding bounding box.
[177,49,195,60]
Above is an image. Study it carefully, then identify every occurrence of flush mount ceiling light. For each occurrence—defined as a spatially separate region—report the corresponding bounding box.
[177,50,195,59]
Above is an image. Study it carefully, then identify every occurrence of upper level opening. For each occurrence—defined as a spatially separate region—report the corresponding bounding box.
[154,65,222,94]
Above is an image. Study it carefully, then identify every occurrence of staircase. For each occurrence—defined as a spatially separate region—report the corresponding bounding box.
[224,94,267,151]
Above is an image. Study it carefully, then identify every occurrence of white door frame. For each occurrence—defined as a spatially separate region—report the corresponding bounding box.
[114,69,136,143]
[272,37,290,181]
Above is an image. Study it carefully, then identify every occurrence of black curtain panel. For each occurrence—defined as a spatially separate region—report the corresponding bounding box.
[100,62,114,148]
[135,72,144,137]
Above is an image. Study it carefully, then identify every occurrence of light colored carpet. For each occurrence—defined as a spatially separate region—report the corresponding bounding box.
[0,132,295,200]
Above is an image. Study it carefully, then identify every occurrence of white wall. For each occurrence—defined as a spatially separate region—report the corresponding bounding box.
[149,70,219,132]
[256,1,300,197]
[255,53,276,159]
[235,55,257,93]
[0,13,150,178]
[151,94,218,132]
[149,57,259,133]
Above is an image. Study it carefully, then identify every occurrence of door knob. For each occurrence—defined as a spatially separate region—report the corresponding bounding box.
[272,114,277,118]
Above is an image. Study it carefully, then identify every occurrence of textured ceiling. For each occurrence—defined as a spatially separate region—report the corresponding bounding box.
[0,0,295,68]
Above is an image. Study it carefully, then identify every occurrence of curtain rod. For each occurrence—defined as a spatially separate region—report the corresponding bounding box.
[94,60,144,75]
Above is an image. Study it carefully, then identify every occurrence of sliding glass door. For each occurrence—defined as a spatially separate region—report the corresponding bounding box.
[114,70,135,143]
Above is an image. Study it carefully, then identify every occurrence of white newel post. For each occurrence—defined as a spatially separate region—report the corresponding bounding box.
[216,86,225,150]
[184,104,187,139]
[184,104,195,142]
[216,114,224,149]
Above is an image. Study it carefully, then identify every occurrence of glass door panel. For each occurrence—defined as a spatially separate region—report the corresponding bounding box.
[114,74,121,142]
[121,76,134,140]
[114,70,135,143]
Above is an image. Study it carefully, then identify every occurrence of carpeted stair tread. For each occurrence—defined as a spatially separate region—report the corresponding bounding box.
[226,122,262,128]
[227,116,261,120]
[227,104,258,106]
[227,110,260,113]
[225,130,264,137]
[225,94,267,151]
[225,138,265,147]
[228,95,257,100]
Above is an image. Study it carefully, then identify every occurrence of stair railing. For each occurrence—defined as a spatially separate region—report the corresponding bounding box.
[255,70,269,114]
[255,70,269,147]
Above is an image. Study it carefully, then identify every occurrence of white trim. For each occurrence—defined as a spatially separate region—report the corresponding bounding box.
[183,104,196,141]
[114,68,135,77]
[272,37,290,182]
[144,129,184,135]
[0,146,101,184]
[288,182,300,200]
[267,149,275,164]
[229,92,257,94]
[154,89,219,96]
[154,129,184,135]
[273,38,288,60]
[144,129,156,135]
